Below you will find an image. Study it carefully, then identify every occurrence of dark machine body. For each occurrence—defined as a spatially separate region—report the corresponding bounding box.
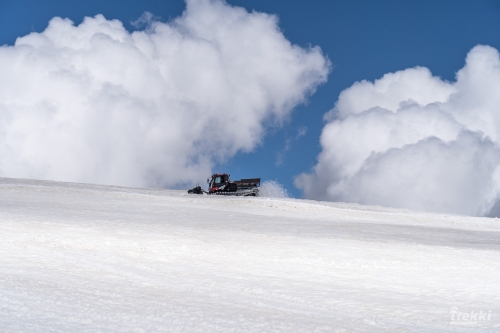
[188,174,260,196]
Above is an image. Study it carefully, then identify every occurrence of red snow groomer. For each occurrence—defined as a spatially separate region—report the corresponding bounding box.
[188,173,260,196]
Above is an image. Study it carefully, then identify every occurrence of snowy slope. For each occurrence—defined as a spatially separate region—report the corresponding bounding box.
[0,177,498,332]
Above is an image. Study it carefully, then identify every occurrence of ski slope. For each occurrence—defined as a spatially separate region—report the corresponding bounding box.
[0,177,498,332]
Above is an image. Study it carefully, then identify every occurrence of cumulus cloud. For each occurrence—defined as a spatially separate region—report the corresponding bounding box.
[296,45,500,217]
[0,0,329,188]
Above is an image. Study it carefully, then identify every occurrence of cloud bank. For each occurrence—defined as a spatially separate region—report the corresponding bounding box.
[296,45,500,217]
[0,0,329,188]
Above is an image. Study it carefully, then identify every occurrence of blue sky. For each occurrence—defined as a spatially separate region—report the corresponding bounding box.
[1,0,500,197]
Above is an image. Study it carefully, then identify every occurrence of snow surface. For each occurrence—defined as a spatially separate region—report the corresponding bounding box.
[0,177,499,332]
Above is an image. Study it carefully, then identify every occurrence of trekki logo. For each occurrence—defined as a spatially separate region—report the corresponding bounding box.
[450,307,492,326]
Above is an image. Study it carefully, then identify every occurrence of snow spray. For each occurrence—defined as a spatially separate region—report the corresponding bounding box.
[259,180,290,198]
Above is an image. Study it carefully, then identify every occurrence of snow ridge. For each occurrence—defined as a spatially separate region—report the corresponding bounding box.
[0,177,498,332]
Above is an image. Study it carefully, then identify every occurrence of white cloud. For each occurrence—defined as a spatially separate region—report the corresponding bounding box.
[296,126,307,138]
[296,45,500,217]
[0,0,329,188]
